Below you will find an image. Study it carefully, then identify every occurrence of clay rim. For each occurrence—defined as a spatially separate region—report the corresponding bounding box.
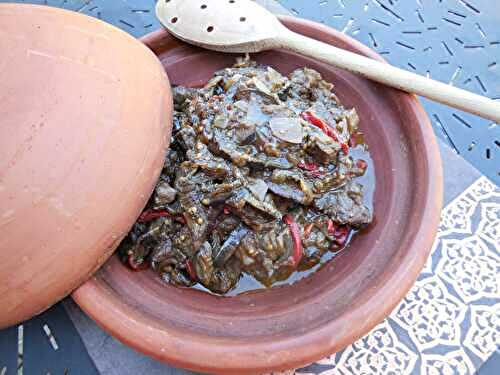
[73,15,443,374]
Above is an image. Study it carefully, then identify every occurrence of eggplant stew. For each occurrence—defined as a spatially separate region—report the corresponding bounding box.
[118,57,374,294]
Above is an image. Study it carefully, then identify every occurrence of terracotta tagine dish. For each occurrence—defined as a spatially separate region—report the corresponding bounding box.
[72,16,443,375]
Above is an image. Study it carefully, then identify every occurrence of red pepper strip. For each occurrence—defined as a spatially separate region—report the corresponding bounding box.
[127,254,149,271]
[300,111,349,154]
[298,162,318,171]
[334,226,350,247]
[341,143,349,154]
[303,223,314,239]
[298,162,324,178]
[138,209,186,224]
[300,111,333,137]
[356,159,367,170]
[223,206,231,215]
[186,259,197,280]
[327,219,336,235]
[334,225,349,236]
[283,214,303,267]
[138,210,168,222]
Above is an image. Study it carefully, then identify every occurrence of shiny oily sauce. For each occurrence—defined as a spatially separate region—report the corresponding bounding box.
[118,57,374,295]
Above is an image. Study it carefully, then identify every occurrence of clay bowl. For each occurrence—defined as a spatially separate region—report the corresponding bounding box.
[73,16,443,374]
[0,4,171,328]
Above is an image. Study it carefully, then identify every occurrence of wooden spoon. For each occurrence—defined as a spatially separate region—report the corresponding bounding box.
[156,0,500,123]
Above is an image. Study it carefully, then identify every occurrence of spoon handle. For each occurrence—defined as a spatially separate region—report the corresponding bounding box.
[276,30,500,123]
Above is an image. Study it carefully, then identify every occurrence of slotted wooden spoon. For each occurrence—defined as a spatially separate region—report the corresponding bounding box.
[156,0,500,123]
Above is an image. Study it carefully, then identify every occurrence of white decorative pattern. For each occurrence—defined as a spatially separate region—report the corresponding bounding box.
[421,349,475,375]
[476,202,500,249]
[466,177,498,202]
[438,195,476,236]
[464,303,500,361]
[289,177,500,375]
[334,320,417,375]
[392,275,467,351]
[435,236,500,303]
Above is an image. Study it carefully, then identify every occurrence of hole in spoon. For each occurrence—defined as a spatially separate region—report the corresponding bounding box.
[207,26,214,32]
[201,4,207,9]
[240,17,246,22]
[171,17,178,23]
[229,0,235,3]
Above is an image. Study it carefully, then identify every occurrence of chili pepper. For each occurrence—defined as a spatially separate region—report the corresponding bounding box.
[283,214,303,267]
[127,253,149,271]
[300,111,332,136]
[333,225,350,248]
[138,209,186,224]
[303,223,314,239]
[327,219,336,235]
[328,224,351,251]
[335,233,348,247]
[356,159,367,170]
[138,209,168,222]
[298,162,324,178]
[298,162,318,171]
[186,259,197,280]
[300,111,349,154]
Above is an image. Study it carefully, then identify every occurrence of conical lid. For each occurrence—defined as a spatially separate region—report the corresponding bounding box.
[0,4,171,328]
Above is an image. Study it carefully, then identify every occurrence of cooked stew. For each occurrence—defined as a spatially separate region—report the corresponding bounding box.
[118,57,374,294]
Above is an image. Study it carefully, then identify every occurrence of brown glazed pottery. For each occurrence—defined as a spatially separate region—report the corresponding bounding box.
[0,4,172,328]
[73,17,443,375]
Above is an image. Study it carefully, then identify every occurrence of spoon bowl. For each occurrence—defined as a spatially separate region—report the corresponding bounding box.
[156,0,283,52]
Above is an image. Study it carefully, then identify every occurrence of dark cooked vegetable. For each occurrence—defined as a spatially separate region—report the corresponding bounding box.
[118,57,373,294]
[214,224,250,267]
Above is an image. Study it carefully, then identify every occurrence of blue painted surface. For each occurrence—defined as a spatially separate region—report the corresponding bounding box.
[0,304,98,375]
[0,325,18,375]
[479,349,500,375]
